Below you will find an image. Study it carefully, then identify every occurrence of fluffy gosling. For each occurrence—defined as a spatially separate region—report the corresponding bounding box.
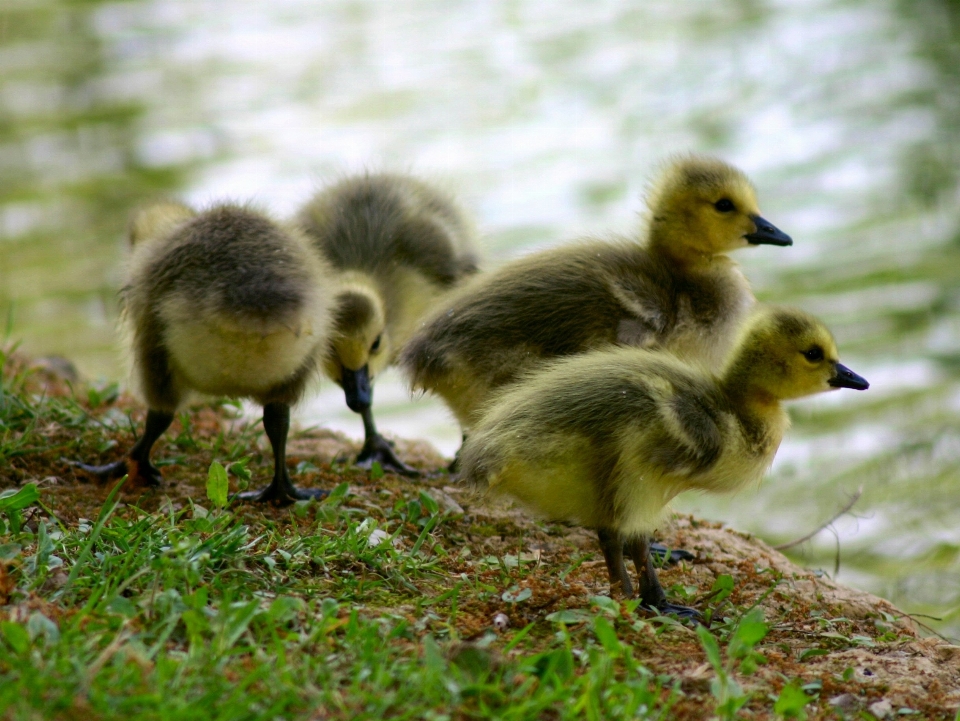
[459,306,869,617]
[401,155,792,441]
[76,202,336,503]
[297,173,478,475]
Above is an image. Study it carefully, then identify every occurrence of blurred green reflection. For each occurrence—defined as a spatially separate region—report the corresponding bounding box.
[0,0,194,376]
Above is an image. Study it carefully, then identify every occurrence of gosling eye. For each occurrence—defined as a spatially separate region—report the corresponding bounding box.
[370,335,382,353]
[714,198,736,213]
[801,346,824,362]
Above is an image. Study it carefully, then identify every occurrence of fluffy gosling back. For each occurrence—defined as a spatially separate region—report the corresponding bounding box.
[299,173,477,286]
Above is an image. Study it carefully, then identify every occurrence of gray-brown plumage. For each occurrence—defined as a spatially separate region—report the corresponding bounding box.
[76,202,336,503]
[400,155,792,441]
[297,172,478,474]
[459,305,869,617]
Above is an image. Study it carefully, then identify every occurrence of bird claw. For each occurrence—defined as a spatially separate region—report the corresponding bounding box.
[70,458,162,487]
[232,482,329,505]
[649,542,695,567]
[643,602,704,623]
[357,435,420,477]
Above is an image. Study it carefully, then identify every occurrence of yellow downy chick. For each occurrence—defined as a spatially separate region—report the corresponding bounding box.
[297,173,478,474]
[459,306,869,617]
[76,202,336,504]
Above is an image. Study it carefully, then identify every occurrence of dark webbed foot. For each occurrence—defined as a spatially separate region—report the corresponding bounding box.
[71,409,173,488]
[600,531,704,622]
[357,433,420,477]
[353,403,420,477]
[233,483,328,505]
[649,542,695,567]
[642,602,704,622]
[71,458,163,487]
[622,534,703,621]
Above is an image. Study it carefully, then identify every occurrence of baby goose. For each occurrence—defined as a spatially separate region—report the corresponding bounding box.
[297,173,478,475]
[76,202,336,503]
[459,306,869,617]
[401,155,792,438]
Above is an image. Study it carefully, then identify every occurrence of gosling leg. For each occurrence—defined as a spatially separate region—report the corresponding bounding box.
[73,409,173,487]
[597,528,634,598]
[356,405,419,477]
[625,535,701,620]
[235,402,328,504]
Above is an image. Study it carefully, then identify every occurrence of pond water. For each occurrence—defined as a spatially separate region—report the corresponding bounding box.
[3,0,959,635]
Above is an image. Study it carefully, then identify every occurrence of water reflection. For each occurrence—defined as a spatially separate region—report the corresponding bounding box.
[714,0,960,632]
[0,0,203,375]
[2,0,959,633]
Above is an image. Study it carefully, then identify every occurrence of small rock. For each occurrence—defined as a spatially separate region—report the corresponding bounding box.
[492,612,509,631]
[828,693,859,713]
[32,355,79,384]
[867,699,893,719]
[679,663,713,693]
[426,489,464,515]
[367,529,391,547]
[936,644,960,665]
[45,571,69,591]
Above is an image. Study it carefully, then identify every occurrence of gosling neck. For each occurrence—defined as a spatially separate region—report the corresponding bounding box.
[647,217,723,271]
[717,365,785,459]
[719,353,782,418]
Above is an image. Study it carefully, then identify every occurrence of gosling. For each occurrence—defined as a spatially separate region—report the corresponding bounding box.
[76,202,336,504]
[297,173,478,475]
[401,155,792,439]
[459,306,869,617]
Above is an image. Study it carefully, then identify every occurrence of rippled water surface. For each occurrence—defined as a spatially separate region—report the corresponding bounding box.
[3,0,959,634]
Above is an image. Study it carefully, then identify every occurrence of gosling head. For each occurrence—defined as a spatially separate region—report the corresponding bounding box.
[325,286,390,413]
[646,155,792,261]
[725,306,869,403]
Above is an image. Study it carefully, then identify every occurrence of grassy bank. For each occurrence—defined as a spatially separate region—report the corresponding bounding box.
[1,349,958,720]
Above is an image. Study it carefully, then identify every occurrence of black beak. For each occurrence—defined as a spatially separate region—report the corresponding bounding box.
[341,365,372,412]
[828,363,869,391]
[745,215,792,246]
